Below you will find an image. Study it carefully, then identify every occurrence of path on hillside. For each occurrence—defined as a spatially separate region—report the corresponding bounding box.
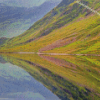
[76,0,100,16]
[17,52,100,56]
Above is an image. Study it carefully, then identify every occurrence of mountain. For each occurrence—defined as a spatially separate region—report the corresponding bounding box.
[0,1,60,38]
[0,0,100,55]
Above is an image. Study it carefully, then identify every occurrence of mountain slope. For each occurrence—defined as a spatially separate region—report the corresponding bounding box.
[0,0,100,54]
[0,1,60,38]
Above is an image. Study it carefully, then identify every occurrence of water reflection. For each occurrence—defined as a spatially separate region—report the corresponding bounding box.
[0,54,100,100]
[0,56,7,64]
[0,55,60,100]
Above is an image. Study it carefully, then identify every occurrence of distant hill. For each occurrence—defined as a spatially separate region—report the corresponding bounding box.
[0,1,61,38]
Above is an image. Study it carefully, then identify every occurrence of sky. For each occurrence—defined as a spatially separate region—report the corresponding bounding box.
[0,0,62,7]
[0,0,46,7]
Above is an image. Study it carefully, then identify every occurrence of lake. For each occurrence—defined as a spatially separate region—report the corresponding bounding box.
[0,53,100,100]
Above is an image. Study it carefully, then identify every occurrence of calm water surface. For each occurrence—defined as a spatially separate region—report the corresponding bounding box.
[0,56,60,100]
[0,54,100,100]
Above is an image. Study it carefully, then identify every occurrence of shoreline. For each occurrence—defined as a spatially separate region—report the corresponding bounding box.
[0,52,100,56]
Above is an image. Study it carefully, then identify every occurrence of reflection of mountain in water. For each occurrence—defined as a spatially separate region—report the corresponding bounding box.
[0,56,7,64]
[1,54,96,100]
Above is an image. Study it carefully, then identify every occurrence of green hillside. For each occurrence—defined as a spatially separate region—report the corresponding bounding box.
[0,0,100,54]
